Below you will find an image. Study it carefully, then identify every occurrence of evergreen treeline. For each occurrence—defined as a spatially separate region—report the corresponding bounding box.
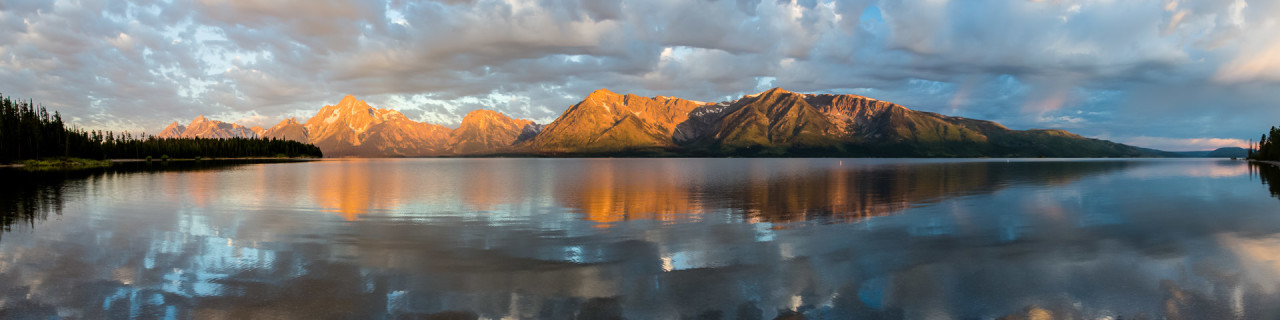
[96,137,323,159]
[1249,126,1280,161]
[1,93,322,163]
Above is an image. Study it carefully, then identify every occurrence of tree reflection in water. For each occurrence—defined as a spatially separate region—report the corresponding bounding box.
[0,160,308,240]
[1252,162,1280,198]
[0,169,72,235]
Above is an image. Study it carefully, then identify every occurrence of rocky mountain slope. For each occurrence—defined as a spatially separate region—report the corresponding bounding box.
[162,89,1168,158]
[261,118,309,143]
[157,116,258,139]
[297,95,451,157]
[531,89,705,152]
[449,110,534,154]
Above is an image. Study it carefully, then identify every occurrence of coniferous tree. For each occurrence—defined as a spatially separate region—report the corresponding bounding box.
[1,93,322,163]
[1250,127,1280,161]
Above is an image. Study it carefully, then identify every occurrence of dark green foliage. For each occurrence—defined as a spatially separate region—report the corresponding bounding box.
[1250,126,1280,161]
[0,94,94,162]
[21,158,112,171]
[1,93,322,163]
[92,136,322,160]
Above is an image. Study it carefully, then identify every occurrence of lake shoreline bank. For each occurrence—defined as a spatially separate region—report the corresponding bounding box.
[1251,160,1280,168]
[1,157,318,169]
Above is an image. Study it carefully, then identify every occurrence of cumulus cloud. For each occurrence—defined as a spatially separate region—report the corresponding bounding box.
[1,0,1279,150]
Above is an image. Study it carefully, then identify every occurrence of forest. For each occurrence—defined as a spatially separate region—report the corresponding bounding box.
[1,93,322,163]
[1249,126,1280,161]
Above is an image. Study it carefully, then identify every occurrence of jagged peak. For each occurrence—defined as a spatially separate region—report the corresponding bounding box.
[585,88,619,100]
[823,92,878,101]
[649,95,707,105]
[192,115,208,123]
[159,121,185,135]
[739,87,795,102]
[334,95,373,111]
[281,117,300,125]
[375,108,408,120]
[463,109,504,119]
[760,87,794,96]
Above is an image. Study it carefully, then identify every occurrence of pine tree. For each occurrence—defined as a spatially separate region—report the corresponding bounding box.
[1,93,322,163]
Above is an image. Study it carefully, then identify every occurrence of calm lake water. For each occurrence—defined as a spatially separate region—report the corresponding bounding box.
[2,158,1280,319]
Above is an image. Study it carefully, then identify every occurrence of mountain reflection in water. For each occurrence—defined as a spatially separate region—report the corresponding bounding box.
[1,158,1279,319]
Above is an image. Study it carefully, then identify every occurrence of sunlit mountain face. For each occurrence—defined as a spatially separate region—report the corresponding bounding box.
[158,116,258,139]
[162,89,1167,158]
[4,159,1280,319]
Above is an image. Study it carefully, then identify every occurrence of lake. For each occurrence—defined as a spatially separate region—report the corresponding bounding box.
[2,158,1279,319]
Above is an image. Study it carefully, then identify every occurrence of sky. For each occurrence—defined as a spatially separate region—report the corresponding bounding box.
[1,0,1278,151]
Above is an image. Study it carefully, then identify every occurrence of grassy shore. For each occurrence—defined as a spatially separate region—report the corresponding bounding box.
[3,156,318,171]
[111,156,319,162]
[16,157,114,171]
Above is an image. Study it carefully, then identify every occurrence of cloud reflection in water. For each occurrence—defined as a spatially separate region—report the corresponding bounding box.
[1,159,1278,319]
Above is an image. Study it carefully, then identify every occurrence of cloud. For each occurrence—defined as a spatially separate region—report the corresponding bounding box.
[1215,42,1280,83]
[1,0,1279,150]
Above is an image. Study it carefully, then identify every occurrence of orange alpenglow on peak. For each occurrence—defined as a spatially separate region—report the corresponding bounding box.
[762,87,792,94]
[156,115,257,139]
[448,109,536,154]
[531,89,708,152]
[585,88,617,98]
[297,95,450,157]
[337,94,360,106]
[261,117,309,143]
[156,88,1164,158]
[158,121,186,138]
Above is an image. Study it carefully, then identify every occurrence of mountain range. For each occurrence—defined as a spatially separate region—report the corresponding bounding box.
[159,115,257,139]
[158,88,1172,158]
[1169,147,1248,158]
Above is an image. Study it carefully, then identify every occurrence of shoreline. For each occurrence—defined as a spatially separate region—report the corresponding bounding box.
[1,157,318,169]
[1252,160,1280,168]
[108,157,318,163]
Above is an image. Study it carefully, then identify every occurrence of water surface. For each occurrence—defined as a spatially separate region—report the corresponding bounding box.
[2,158,1279,319]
